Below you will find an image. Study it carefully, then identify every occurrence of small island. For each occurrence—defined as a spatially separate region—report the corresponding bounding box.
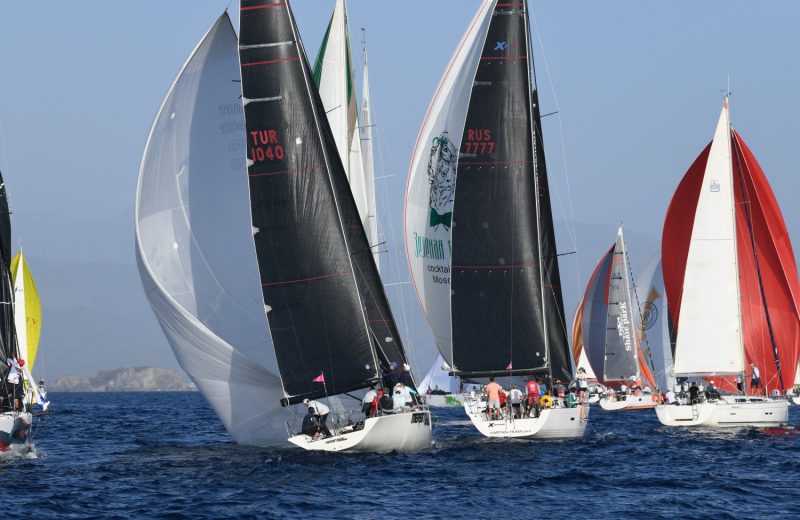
[47,367,196,392]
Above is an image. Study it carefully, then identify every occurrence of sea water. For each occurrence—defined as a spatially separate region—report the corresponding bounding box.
[3,392,799,518]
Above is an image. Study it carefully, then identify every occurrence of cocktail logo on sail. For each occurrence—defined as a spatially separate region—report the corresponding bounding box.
[617,301,632,351]
[427,132,457,230]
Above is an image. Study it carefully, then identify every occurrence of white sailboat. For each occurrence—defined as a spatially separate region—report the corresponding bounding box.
[596,226,660,411]
[136,6,430,453]
[405,0,587,440]
[656,98,796,428]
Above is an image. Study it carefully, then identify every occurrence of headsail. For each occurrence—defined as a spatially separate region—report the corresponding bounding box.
[11,251,41,370]
[663,100,800,389]
[136,14,285,446]
[405,0,572,382]
[239,0,407,405]
[313,0,377,265]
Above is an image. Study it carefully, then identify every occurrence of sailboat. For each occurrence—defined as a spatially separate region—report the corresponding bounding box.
[0,172,47,453]
[405,0,587,440]
[656,97,798,427]
[586,226,659,411]
[313,0,379,269]
[136,4,430,452]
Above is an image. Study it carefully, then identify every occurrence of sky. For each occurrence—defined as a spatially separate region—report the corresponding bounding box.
[1,1,799,379]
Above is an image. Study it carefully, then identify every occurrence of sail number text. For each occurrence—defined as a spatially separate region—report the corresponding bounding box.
[463,129,495,155]
[249,129,285,163]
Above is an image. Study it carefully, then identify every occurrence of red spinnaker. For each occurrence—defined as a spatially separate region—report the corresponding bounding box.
[662,132,800,391]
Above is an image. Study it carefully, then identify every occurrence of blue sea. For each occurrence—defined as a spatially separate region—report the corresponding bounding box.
[4,392,799,518]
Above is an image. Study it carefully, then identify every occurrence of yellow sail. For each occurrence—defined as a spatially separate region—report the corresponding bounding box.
[10,251,42,370]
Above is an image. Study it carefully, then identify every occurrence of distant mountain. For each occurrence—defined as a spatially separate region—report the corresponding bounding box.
[48,367,195,392]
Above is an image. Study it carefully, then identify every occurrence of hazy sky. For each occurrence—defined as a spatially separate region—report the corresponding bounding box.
[1,1,799,378]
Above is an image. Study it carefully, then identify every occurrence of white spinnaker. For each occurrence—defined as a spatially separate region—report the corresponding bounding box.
[360,48,379,269]
[635,250,675,391]
[135,14,288,446]
[404,0,495,365]
[673,102,744,376]
[315,0,372,249]
[12,259,26,362]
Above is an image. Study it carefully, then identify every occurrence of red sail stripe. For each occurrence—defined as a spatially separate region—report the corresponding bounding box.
[241,2,286,11]
[240,56,298,68]
[262,270,352,287]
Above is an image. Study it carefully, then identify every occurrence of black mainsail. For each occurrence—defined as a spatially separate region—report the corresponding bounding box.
[449,1,572,382]
[0,171,17,366]
[239,0,406,405]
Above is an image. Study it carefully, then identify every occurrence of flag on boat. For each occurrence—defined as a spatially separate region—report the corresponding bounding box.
[312,373,325,383]
[506,362,513,370]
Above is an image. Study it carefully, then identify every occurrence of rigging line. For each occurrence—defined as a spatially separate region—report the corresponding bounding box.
[529,4,581,303]
[370,92,419,376]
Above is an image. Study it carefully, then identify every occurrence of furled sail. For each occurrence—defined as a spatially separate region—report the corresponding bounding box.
[11,252,41,370]
[313,0,377,266]
[663,100,800,389]
[239,0,406,405]
[136,14,286,446]
[405,0,573,382]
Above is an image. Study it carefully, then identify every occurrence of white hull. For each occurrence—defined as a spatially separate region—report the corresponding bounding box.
[288,410,432,453]
[599,394,657,411]
[0,411,32,453]
[656,396,788,427]
[425,393,465,407]
[463,397,588,440]
[586,394,601,404]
